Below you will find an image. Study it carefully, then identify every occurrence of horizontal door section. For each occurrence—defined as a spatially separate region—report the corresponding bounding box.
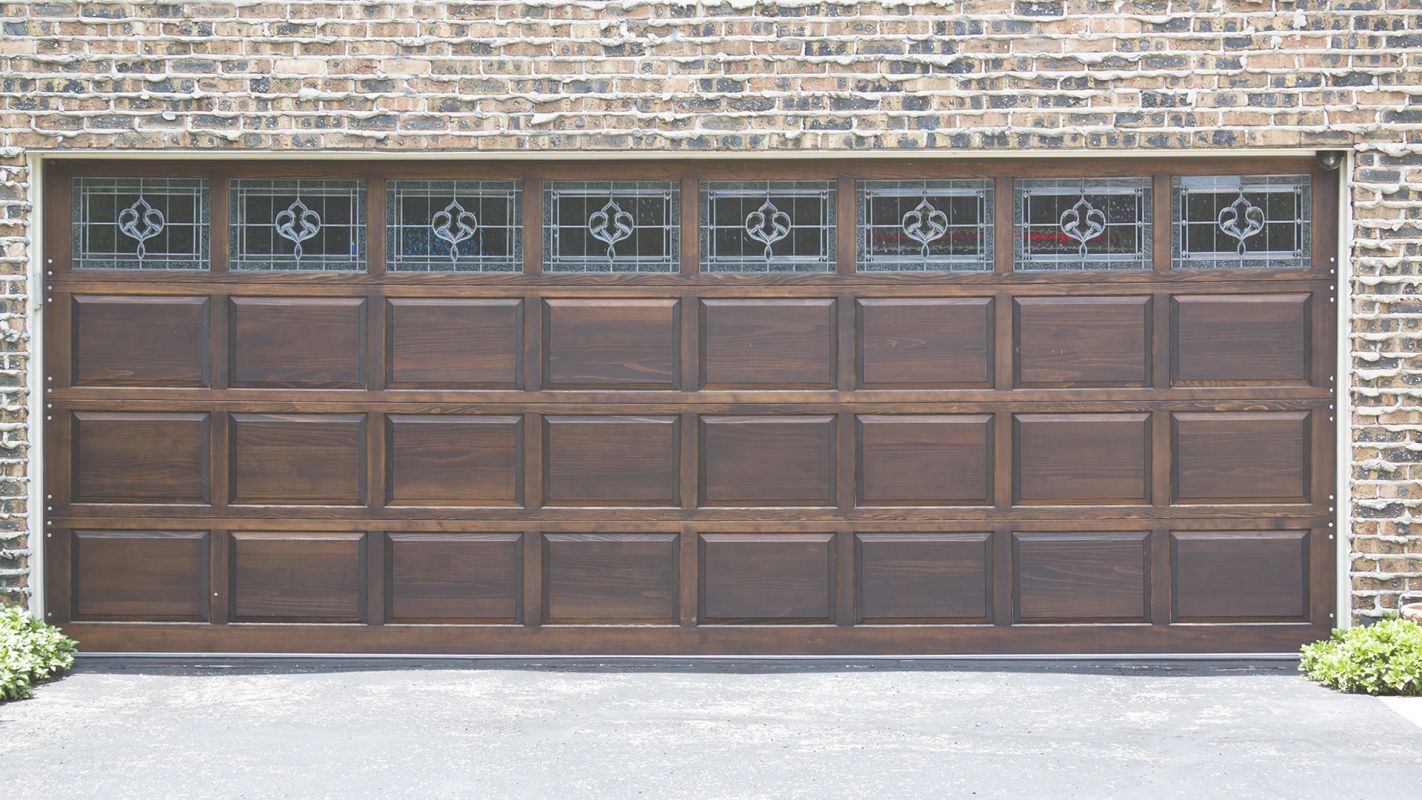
[55,408,1323,515]
[54,287,1332,399]
[53,526,1323,637]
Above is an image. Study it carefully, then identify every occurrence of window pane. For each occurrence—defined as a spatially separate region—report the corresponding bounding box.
[230,179,365,271]
[543,181,679,273]
[72,177,209,270]
[700,181,835,273]
[857,180,993,272]
[1173,175,1311,269]
[1015,177,1152,271]
[386,180,522,272]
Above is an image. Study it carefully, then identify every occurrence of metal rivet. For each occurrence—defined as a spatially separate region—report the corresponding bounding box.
[45,270,52,276]
[45,416,51,421]
[1328,534,1334,540]
[213,592,219,597]
[1329,613,1335,619]
[46,532,51,538]
[1329,256,1336,263]
[1328,522,1335,528]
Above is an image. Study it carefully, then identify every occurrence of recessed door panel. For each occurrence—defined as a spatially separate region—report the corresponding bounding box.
[700,416,836,506]
[229,297,366,389]
[543,416,679,506]
[386,415,523,507]
[72,295,209,387]
[699,534,835,624]
[387,299,523,389]
[700,299,836,388]
[544,299,679,389]
[857,298,993,388]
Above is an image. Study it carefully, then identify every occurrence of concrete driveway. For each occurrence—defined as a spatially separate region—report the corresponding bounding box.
[2,659,1418,799]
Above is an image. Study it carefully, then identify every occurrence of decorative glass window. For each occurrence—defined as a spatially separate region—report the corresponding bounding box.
[1173,175,1311,269]
[1015,177,1152,270]
[386,180,522,272]
[700,181,836,272]
[857,180,993,271]
[543,181,679,273]
[230,179,365,271]
[72,177,209,270]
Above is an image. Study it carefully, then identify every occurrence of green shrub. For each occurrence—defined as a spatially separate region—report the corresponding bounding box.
[1299,617,1422,696]
[0,606,77,701]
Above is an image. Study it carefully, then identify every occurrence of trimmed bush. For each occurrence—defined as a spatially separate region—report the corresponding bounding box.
[1299,617,1422,696]
[0,606,77,701]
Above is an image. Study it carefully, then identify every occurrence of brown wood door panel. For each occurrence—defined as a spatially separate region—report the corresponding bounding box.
[229,413,367,506]
[43,158,1338,656]
[856,297,993,388]
[385,532,522,623]
[1012,531,1150,623]
[543,416,679,507]
[1013,413,1151,505]
[699,415,836,507]
[699,298,836,388]
[543,299,680,389]
[1172,294,1311,386]
[1014,296,1151,388]
[699,533,835,624]
[71,530,209,621]
[1171,530,1308,622]
[855,533,992,623]
[856,415,993,506]
[229,297,367,389]
[229,531,365,622]
[385,415,523,507]
[71,295,209,387]
[1172,411,1310,504]
[71,411,210,504]
[542,533,679,624]
[386,298,523,389]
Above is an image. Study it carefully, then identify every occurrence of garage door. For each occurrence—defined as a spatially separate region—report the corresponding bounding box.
[43,159,1337,654]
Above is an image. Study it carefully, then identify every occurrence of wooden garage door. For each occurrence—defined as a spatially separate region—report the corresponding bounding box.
[43,158,1337,654]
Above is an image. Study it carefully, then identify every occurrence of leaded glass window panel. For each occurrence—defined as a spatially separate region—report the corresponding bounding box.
[700,181,836,273]
[857,180,993,272]
[1015,177,1152,271]
[543,181,679,273]
[1173,175,1311,269]
[387,180,522,272]
[230,179,365,271]
[72,177,209,270]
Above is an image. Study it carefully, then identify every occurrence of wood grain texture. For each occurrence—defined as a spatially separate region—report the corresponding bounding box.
[1014,296,1151,388]
[1172,294,1311,385]
[1171,530,1308,622]
[229,531,365,622]
[1013,413,1151,505]
[385,415,523,507]
[229,413,366,505]
[386,298,522,388]
[385,532,522,623]
[543,299,679,389]
[856,415,993,506]
[699,416,836,506]
[699,298,836,388]
[543,415,679,506]
[1172,411,1310,504]
[1013,531,1150,623]
[855,532,992,623]
[71,530,208,620]
[699,533,835,623]
[71,295,209,386]
[71,412,210,504]
[542,533,678,623]
[856,297,993,388]
[229,297,367,388]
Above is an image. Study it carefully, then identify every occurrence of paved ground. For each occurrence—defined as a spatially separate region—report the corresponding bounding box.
[1,659,1418,799]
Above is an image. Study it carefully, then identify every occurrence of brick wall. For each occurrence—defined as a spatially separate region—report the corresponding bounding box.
[0,0,1417,622]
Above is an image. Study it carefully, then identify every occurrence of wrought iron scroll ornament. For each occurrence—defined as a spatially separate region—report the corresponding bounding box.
[745,197,791,261]
[431,199,478,262]
[1217,190,1266,255]
[274,199,321,266]
[1058,194,1107,258]
[900,196,948,260]
[588,198,634,260]
[117,196,165,263]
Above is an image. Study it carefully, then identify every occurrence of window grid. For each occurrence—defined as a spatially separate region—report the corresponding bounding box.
[1015,177,1152,271]
[229,179,366,272]
[543,181,680,273]
[72,177,209,270]
[1173,174,1311,270]
[386,180,522,272]
[857,180,994,272]
[700,180,836,273]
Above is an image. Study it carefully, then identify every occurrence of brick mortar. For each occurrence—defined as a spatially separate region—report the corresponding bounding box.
[0,0,1418,626]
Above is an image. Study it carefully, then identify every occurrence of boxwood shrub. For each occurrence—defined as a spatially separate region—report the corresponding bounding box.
[1300,616,1422,696]
[1,606,77,701]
